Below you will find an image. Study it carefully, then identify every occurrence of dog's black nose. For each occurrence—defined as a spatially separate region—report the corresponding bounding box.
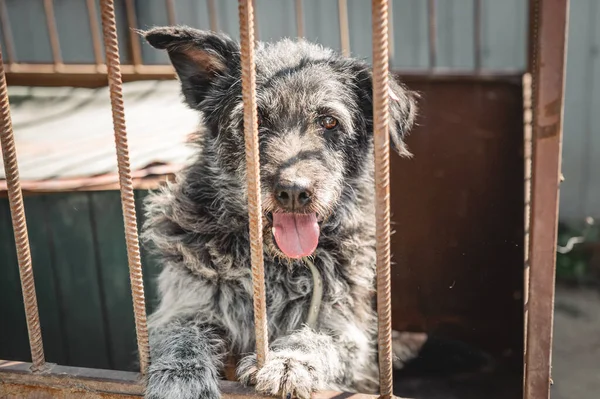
[274,182,313,210]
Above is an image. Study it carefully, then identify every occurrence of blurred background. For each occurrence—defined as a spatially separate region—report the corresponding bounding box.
[0,1,598,398]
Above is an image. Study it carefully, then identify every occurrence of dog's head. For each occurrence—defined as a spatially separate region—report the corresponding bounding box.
[144,26,417,260]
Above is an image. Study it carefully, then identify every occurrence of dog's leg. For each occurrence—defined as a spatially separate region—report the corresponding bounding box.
[145,321,225,399]
[237,322,374,398]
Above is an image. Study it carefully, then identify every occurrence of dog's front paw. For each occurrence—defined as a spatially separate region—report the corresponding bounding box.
[237,352,319,399]
[146,365,221,399]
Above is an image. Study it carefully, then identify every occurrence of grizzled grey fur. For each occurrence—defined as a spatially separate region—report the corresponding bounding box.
[141,26,418,399]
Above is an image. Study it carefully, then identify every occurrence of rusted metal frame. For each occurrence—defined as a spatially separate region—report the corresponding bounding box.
[4,63,174,75]
[238,0,269,368]
[296,0,304,38]
[165,0,177,25]
[86,0,105,68]
[0,361,384,399]
[0,0,16,65]
[208,0,219,32]
[124,0,143,70]
[43,0,63,70]
[99,0,150,376]
[473,0,483,72]
[427,0,437,70]
[338,0,350,57]
[371,0,393,397]
[524,0,569,398]
[4,61,521,81]
[0,46,46,371]
[522,72,533,389]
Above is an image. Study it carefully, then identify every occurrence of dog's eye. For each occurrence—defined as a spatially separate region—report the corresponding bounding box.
[319,116,339,130]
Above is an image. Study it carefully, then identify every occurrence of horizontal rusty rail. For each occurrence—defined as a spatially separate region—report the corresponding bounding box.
[0,361,385,399]
[4,63,174,76]
[5,64,175,88]
[4,65,522,88]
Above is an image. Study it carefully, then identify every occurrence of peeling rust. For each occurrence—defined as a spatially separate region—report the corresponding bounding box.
[0,362,384,399]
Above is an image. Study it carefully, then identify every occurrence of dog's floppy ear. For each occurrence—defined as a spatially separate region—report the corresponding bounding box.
[353,66,418,157]
[142,26,240,108]
[387,79,418,157]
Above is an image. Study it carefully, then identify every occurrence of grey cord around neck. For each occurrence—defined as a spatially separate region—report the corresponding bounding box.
[303,258,323,329]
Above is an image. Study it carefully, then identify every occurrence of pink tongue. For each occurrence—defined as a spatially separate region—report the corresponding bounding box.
[272,213,320,259]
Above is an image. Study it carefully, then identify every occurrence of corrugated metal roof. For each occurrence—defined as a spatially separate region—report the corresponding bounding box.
[0,80,198,192]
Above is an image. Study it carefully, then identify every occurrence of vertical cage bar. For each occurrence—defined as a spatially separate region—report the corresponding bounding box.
[371,0,393,397]
[86,0,104,67]
[0,46,46,372]
[427,0,437,69]
[165,0,177,25]
[0,0,16,64]
[295,0,304,38]
[473,0,482,72]
[124,0,142,68]
[238,0,269,369]
[338,0,350,57]
[99,0,149,376]
[207,0,219,32]
[43,0,63,68]
[522,72,533,389]
[524,0,569,398]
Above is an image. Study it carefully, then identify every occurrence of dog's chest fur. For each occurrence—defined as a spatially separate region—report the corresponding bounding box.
[144,161,378,358]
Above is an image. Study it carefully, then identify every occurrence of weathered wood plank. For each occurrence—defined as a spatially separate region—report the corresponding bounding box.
[0,198,30,363]
[43,193,111,369]
[26,195,68,365]
[0,361,383,399]
[89,191,137,371]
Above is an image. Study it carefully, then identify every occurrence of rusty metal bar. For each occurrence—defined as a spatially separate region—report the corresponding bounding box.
[338,0,350,57]
[99,0,149,376]
[238,0,269,369]
[124,0,142,68]
[474,0,482,72]
[207,0,219,31]
[5,63,173,75]
[4,63,521,79]
[371,0,393,397]
[524,0,569,398]
[296,0,304,38]
[0,46,46,371]
[86,0,104,67]
[0,0,16,65]
[43,0,63,68]
[427,0,437,69]
[165,0,177,25]
[0,361,386,399]
[522,72,533,389]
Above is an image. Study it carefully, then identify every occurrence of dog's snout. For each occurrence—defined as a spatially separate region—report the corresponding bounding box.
[274,181,313,210]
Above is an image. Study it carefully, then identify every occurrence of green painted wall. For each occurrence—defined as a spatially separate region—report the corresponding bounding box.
[0,190,161,371]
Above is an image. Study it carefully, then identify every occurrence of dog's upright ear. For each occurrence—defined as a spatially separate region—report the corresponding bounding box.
[352,66,418,157]
[143,26,240,109]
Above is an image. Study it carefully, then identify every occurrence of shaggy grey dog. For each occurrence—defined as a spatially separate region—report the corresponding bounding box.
[141,26,417,399]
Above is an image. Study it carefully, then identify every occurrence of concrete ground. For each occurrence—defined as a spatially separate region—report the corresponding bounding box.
[552,285,600,399]
[390,284,600,399]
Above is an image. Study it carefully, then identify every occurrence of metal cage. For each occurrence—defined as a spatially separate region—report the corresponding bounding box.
[0,0,568,398]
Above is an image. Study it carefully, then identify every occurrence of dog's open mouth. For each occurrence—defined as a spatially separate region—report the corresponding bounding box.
[268,212,320,259]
